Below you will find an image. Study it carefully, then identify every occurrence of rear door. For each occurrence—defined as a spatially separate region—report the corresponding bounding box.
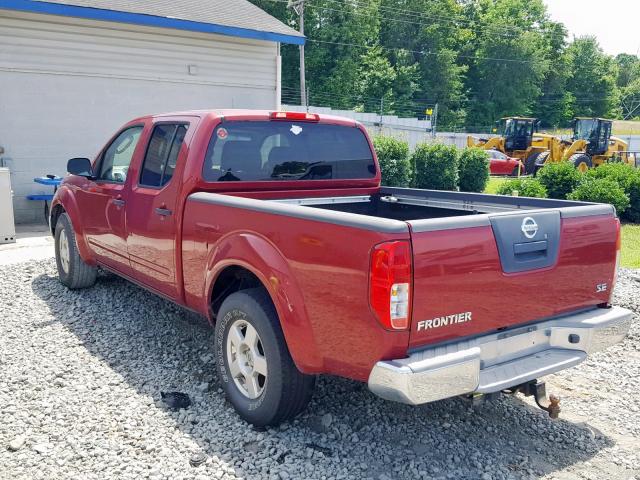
[407,209,619,349]
[125,118,194,299]
[77,125,145,275]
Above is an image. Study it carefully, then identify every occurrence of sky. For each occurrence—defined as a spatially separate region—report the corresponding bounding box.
[544,0,640,56]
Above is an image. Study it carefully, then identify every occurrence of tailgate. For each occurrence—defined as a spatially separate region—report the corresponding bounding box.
[407,206,619,349]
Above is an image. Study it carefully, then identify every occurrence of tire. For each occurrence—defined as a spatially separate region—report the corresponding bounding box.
[215,288,315,427]
[532,151,551,177]
[569,153,592,172]
[54,213,97,289]
[524,152,541,175]
[511,164,523,177]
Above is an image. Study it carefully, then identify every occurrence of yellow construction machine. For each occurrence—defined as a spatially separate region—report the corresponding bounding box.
[468,117,635,175]
[467,117,562,174]
[527,118,634,174]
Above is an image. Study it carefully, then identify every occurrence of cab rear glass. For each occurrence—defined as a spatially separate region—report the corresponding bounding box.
[202,121,376,182]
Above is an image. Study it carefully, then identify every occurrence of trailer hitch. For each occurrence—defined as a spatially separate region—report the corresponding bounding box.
[504,380,561,419]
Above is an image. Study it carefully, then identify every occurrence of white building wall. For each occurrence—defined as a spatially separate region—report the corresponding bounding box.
[0,10,279,223]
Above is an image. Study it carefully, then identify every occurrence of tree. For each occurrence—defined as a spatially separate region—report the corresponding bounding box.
[616,54,640,119]
[247,0,630,124]
[462,0,550,130]
[533,21,572,127]
[565,36,620,118]
[379,0,467,125]
[615,53,640,89]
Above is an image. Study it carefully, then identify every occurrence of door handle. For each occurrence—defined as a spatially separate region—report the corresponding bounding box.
[112,199,125,207]
[513,240,548,255]
[155,207,172,216]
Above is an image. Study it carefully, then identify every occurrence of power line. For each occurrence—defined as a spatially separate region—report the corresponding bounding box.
[307,38,547,65]
[265,0,566,40]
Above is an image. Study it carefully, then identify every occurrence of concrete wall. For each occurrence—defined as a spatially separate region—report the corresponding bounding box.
[0,10,279,223]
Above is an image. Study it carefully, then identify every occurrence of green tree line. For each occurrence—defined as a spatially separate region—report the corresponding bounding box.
[249,0,640,130]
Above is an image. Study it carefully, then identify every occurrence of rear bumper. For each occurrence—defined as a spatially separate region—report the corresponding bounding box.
[368,306,633,405]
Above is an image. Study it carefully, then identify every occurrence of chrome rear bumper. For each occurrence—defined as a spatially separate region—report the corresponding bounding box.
[368,306,633,405]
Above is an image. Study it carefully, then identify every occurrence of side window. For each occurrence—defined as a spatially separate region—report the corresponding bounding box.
[140,124,188,187]
[97,126,143,183]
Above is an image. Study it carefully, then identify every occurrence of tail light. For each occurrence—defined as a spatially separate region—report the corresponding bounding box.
[270,111,319,122]
[369,241,412,330]
[612,219,621,294]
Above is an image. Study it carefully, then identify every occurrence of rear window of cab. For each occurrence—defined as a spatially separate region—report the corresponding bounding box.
[202,121,376,182]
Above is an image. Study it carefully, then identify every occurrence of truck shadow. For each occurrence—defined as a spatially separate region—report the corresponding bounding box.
[32,271,614,480]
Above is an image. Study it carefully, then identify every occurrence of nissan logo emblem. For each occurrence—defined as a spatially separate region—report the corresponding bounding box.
[521,217,538,239]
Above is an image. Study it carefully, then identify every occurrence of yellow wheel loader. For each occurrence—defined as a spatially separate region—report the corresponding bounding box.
[529,118,635,174]
[467,117,563,175]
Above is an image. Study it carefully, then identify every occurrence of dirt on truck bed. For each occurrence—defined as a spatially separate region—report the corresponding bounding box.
[0,259,638,480]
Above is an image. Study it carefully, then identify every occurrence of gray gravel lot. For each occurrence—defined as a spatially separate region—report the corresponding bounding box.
[1,260,639,480]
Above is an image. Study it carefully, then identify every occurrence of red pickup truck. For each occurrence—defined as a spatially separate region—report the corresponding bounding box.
[50,110,632,427]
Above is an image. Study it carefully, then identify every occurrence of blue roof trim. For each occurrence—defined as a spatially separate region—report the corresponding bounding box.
[0,0,306,45]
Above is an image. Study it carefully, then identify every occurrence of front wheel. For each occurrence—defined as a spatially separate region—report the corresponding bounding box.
[532,151,551,177]
[569,153,592,173]
[524,152,541,175]
[215,288,315,427]
[54,213,97,289]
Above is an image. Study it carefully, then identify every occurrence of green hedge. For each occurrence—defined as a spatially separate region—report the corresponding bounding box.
[537,161,582,199]
[585,163,640,222]
[495,178,547,198]
[568,177,630,215]
[412,143,458,190]
[372,136,412,187]
[458,148,490,193]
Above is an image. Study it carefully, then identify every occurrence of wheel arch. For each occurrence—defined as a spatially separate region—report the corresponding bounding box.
[50,188,95,265]
[204,233,324,374]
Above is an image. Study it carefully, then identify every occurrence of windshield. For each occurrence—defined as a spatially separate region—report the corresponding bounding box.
[573,119,598,140]
[500,119,533,137]
[202,121,376,182]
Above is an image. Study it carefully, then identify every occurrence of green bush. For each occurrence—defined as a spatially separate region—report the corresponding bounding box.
[537,161,582,199]
[372,136,412,187]
[495,178,547,198]
[412,143,458,190]
[585,163,640,222]
[568,178,630,215]
[458,148,490,193]
[623,174,640,223]
[586,162,635,184]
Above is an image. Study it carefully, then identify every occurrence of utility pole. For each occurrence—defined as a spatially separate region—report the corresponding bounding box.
[432,103,438,138]
[290,0,306,107]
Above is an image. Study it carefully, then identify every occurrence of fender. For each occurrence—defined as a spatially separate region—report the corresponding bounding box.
[204,231,324,374]
[51,186,96,266]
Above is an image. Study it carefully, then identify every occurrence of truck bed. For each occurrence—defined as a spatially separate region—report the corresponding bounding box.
[185,187,617,377]
[277,187,611,224]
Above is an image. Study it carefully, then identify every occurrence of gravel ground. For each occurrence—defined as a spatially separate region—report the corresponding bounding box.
[1,260,639,480]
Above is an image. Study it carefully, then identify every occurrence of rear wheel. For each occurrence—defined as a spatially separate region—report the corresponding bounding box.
[54,213,97,289]
[215,288,315,427]
[569,153,592,172]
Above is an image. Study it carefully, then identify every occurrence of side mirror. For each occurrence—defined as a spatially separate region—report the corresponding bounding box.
[67,157,94,178]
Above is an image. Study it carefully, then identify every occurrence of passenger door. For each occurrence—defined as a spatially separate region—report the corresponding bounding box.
[125,120,192,299]
[77,125,144,275]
